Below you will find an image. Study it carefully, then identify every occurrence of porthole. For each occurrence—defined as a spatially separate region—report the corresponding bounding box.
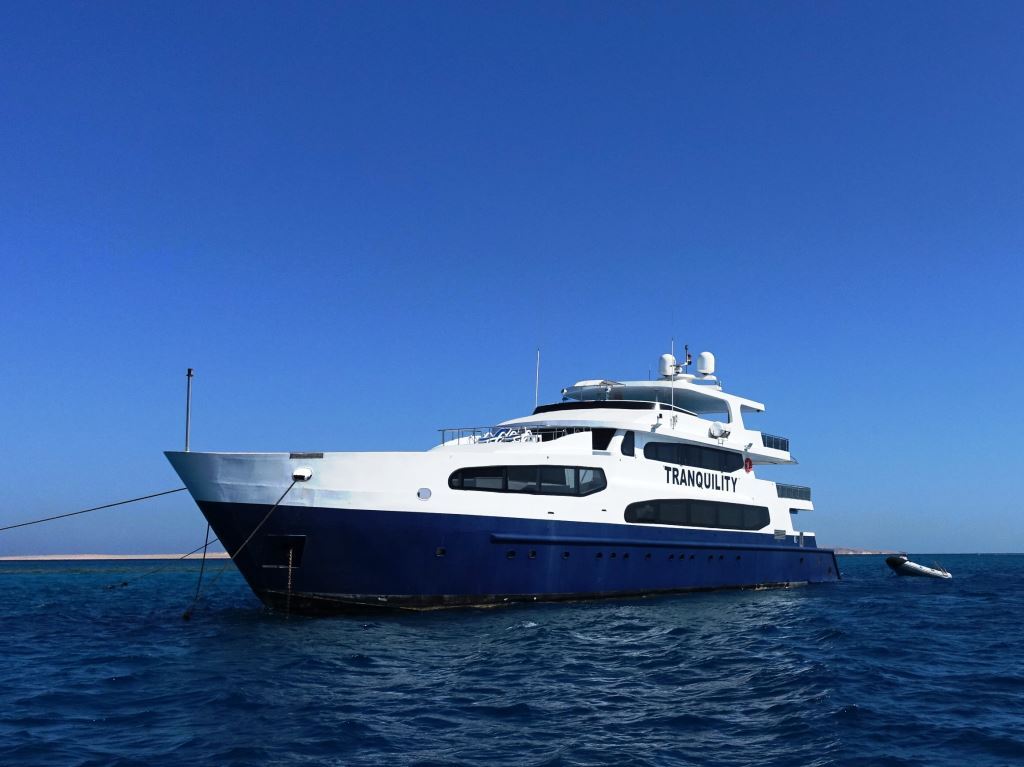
[506,550,516,559]
[562,551,570,560]
[417,488,432,500]
[669,554,675,560]
[529,550,537,559]
[435,547,446,558]
[596,552,604,559]
[622,553,629,560]
[644,553,652,560]
[610,552,617,559]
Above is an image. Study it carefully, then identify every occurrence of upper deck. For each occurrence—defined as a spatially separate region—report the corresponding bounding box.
[433,351,795,465]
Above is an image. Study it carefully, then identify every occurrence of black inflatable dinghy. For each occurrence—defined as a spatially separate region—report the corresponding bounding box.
[886,555,951,579]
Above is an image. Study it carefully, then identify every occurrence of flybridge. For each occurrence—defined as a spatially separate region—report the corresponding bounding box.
[560,350,766,426]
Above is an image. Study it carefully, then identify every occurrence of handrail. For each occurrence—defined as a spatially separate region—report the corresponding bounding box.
[438,426,590,446]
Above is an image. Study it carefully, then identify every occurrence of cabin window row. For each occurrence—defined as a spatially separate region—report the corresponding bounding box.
[448,466,607,496]
[643,441,744,473]
[624,499,770,531]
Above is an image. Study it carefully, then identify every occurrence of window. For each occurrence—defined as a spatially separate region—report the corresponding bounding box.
[689,500,716,528]
[776,483,812,501]
[717,503,745,529]
[540,466,577,495]
[579,468,605,495]
[624,499,769,531]
[643,441,744,472]
[761,433,790,452]
[456,466,504,490]
[591,428,615,451]
[448,466,607,497]
[506,466,538,492]
[621,431,635,457]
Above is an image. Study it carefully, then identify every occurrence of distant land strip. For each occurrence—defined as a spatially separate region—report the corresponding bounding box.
[0,553,232,561]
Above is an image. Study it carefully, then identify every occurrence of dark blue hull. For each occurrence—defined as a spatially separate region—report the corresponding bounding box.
[198,501,840,612]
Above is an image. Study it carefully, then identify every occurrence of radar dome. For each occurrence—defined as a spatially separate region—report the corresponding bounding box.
[697,351,715,376]
[659,353,676,378]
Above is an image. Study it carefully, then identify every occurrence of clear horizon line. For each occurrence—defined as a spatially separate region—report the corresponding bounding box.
[0,553,232,561]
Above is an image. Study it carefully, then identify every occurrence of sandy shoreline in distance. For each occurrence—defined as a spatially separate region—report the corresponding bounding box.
[0,553,232,561]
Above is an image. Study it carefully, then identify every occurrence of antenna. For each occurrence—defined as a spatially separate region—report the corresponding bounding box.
[670,339,675,414]
[684,344,692,372]
[184,368,194,452]
[534,348,541,408]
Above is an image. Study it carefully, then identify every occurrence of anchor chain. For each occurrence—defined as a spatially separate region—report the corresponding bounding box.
[286,546,294,616]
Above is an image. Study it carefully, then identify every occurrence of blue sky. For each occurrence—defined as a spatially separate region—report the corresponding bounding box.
[1,2,1021,555]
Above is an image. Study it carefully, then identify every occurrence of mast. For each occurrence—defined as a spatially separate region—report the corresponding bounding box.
[184,368,194,452]
[670,339,675,413]
[534,348,541,409]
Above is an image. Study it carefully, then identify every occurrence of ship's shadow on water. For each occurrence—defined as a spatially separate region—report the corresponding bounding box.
[1,556,1023,766]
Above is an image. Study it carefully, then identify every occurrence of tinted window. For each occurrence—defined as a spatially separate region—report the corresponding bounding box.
[689,500,716,527]
[591,428,615,451]
[776,483,812,501]
[621,431,635,457]
[717,503,745,529]
[540,466,577,495]
[624,499,769,531]
[657,499,688,525]
[579,468,606,495]
[643,441,743,472]
[449,466,606,497]
[629,501,657,523]
[459,466,504,491]
[507,466,538,492]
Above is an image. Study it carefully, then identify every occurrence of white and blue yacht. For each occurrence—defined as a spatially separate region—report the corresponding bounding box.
[167,350,839,612]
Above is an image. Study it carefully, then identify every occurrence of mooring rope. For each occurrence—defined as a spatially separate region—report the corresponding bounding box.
[105,534,222,590]
[0,488,187,533]
[193,523,212,601]
[182,480,297,620]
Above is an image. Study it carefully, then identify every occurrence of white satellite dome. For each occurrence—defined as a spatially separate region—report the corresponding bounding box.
[697,351,715,376]
[659,353,677,379]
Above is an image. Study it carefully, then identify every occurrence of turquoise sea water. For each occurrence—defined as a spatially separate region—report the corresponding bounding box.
[1,555,1022,766]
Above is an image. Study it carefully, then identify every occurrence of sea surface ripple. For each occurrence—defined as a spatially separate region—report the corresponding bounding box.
[1,555,1022,766]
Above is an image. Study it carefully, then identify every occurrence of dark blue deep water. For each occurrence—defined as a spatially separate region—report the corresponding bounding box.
[2,555,1022,766]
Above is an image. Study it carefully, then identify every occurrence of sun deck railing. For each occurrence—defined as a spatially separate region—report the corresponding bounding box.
[439,426,590,446]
